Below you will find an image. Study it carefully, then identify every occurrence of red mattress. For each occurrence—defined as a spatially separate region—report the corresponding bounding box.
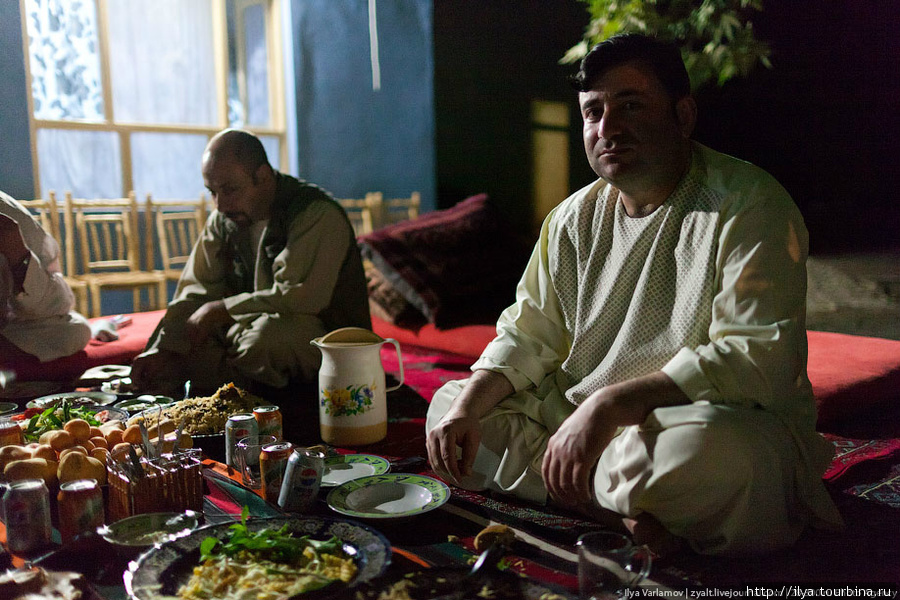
[4,311,899,432]
[1,310,165,382]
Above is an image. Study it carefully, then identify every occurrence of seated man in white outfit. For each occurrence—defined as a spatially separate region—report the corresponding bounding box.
[0,190,91,364]
[426,34,843,556]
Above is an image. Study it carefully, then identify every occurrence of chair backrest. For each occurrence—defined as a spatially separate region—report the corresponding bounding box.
[383,191,421,226]
[18,194,60,239]
[337,192,381,237]
[19,191,79,274]
[146,194,208,275]
[64,192,146,275]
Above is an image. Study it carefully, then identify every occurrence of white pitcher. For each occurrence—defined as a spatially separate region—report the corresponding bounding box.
[310,327,404,446]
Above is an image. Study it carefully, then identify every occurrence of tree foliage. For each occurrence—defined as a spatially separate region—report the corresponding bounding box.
[562,0,773,90]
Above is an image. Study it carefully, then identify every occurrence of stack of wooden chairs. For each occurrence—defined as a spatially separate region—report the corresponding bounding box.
[20,189,419,316]
[20,191,209,318]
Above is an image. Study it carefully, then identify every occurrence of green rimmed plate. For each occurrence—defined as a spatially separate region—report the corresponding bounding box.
[322,454,391,488]
[326,473,450,519]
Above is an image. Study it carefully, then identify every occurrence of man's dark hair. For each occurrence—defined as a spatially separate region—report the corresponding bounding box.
[570,34,691,101]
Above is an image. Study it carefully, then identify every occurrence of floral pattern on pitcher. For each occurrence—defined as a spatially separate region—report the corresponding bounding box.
[320,382,377,417]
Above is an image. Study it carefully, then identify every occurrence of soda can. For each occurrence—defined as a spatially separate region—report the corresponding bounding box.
[58,478,105,543]
[278,448,325,513]
[1,479,52,554]
[253,405,283,441]
[0,415,24,447]
[260,441,293,503]
[225,413,258,468]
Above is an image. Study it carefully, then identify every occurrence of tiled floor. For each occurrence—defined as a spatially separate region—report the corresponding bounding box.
[807,251,900,340]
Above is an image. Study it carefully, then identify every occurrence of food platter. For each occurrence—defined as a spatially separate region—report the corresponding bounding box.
[125,516,391,600]
[322,454,391,487]
[128,404,226,462]
[27,391,117,409]
[326,473,450,519]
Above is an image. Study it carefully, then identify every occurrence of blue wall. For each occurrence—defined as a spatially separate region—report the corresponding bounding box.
[291,0,435,211]
[0,2,35,198]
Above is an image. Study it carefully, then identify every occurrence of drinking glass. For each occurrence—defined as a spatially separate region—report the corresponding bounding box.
[577,531,652,599]
[236,435,277,489]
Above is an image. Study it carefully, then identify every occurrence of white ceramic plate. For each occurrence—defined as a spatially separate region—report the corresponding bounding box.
[326,473,450,519]
[97,511,199,548]
[322,454,391,487]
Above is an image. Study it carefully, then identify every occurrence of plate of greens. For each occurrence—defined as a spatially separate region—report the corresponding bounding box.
[15,401,127,443]
[125,511,391,600]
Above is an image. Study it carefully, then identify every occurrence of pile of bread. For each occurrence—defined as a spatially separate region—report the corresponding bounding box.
[0,416,192,488]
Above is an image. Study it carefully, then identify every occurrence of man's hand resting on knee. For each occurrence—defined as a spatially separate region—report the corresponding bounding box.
[426,369,514,484]
[542,371,689,507]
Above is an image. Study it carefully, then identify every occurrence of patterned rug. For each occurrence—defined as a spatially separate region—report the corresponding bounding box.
[823,434,900,488]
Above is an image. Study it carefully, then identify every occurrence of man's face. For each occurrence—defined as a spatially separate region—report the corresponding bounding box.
[202,152,270,229]
[580,61,693,193]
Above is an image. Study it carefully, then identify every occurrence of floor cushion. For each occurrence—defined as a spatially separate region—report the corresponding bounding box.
[374,318,900,430]
[359,194,533,329]
[372,315,496,360]
[807,330,900,429]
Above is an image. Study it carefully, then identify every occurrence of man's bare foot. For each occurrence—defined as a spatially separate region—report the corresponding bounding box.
[623,513,684,557]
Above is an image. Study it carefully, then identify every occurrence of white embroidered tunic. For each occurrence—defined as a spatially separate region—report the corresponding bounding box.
[471,142,841,530]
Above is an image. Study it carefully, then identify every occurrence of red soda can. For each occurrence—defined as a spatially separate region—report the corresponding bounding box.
[225,413,258,469]
[58,478,105,543]
[278,448,325,512]
[0,416,24,447]
[260,441,293,503]
[1,479,52,554]
[253,405,283,441]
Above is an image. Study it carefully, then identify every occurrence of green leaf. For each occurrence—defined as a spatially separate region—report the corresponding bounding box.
[568,0,772,90]
[199,536,219,560]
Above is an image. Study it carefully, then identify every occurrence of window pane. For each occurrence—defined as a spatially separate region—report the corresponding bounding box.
[24,0,104,121]
[259,135,279,170]
[37,129,122,198]
[106,0,217,125]
[131,132,209,199]
[244,4,270,126]
[226,0,243,126]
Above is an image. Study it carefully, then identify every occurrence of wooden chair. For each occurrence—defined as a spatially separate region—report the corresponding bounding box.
[382,191,421,226]
[17,193,90,315]
[64,192,167,318]
[145,194,208,283]
[336,192,381,237]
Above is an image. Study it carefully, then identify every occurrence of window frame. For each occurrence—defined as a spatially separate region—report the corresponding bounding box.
[19,0,287,198]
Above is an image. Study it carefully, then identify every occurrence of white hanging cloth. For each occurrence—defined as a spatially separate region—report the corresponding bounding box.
[368,0,381,91]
